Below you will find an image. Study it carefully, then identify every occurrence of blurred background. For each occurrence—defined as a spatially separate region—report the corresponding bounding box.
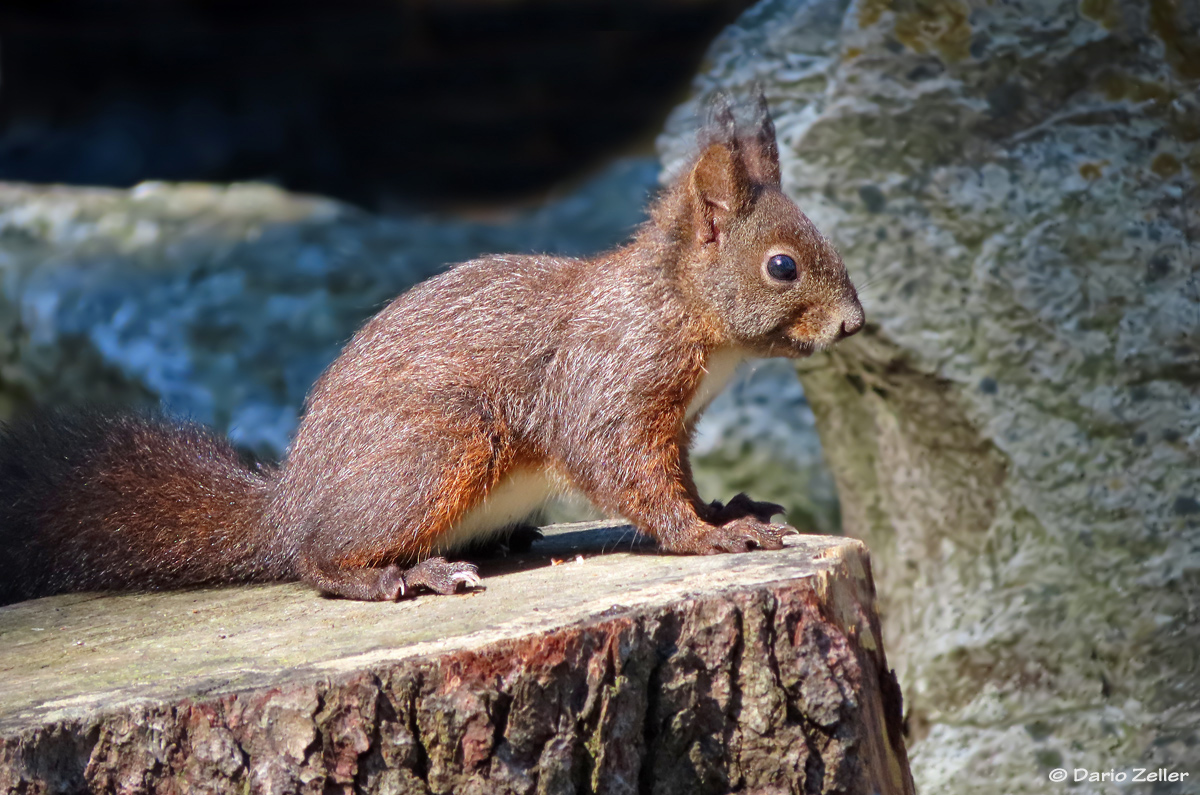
[0,0,752,209]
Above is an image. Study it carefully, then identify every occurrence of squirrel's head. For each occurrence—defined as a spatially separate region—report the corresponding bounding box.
[660,93,864,358]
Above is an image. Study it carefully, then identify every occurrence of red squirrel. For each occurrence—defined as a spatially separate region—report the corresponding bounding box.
[0,96,863,605]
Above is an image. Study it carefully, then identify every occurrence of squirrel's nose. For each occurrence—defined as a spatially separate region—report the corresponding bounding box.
[838,306,865,339]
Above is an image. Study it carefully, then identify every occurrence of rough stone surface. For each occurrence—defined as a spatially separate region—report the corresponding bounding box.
[0,524,912,794]
[660,0,1200,791]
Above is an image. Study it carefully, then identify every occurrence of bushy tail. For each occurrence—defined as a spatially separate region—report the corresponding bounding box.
[0,409,288,605]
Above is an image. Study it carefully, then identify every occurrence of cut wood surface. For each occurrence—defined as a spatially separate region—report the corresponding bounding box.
[0,522,912,795]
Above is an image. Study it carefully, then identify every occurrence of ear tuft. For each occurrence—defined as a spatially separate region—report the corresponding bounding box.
[748,86,782,187]
[708,92,739,144]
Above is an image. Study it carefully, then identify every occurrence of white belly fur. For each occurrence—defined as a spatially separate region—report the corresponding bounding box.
[437,347,745,553]
[435,466,566,553]
[686,346,747,422]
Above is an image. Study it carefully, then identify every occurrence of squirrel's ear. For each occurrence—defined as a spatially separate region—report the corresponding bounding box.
[745,89,782,188]
[688,143,753,245]
[688,96,753,245]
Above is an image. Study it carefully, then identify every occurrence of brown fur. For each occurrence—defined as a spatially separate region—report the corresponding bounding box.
[0,410,284,604]
[0,95,864,604]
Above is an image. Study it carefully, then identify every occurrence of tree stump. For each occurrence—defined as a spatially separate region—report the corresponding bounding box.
[0,522,911,794]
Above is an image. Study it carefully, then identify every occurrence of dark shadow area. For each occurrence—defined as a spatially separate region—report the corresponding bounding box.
[0,0,752,209]
[466,522,655,579]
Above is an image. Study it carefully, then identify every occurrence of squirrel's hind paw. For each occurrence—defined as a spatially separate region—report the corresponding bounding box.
[402,557,482,595]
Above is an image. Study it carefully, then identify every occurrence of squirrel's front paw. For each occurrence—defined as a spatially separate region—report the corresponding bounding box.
[668,518,797,555]
[707,493,786,525]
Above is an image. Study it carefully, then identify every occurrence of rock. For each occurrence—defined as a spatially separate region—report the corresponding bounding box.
[0,523,913,795]
[659,0,1200,791]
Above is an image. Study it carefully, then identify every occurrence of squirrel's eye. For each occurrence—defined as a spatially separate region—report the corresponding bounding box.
[766,254,798,281]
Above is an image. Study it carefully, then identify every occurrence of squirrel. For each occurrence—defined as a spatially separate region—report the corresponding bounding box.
[0,95,864,605]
